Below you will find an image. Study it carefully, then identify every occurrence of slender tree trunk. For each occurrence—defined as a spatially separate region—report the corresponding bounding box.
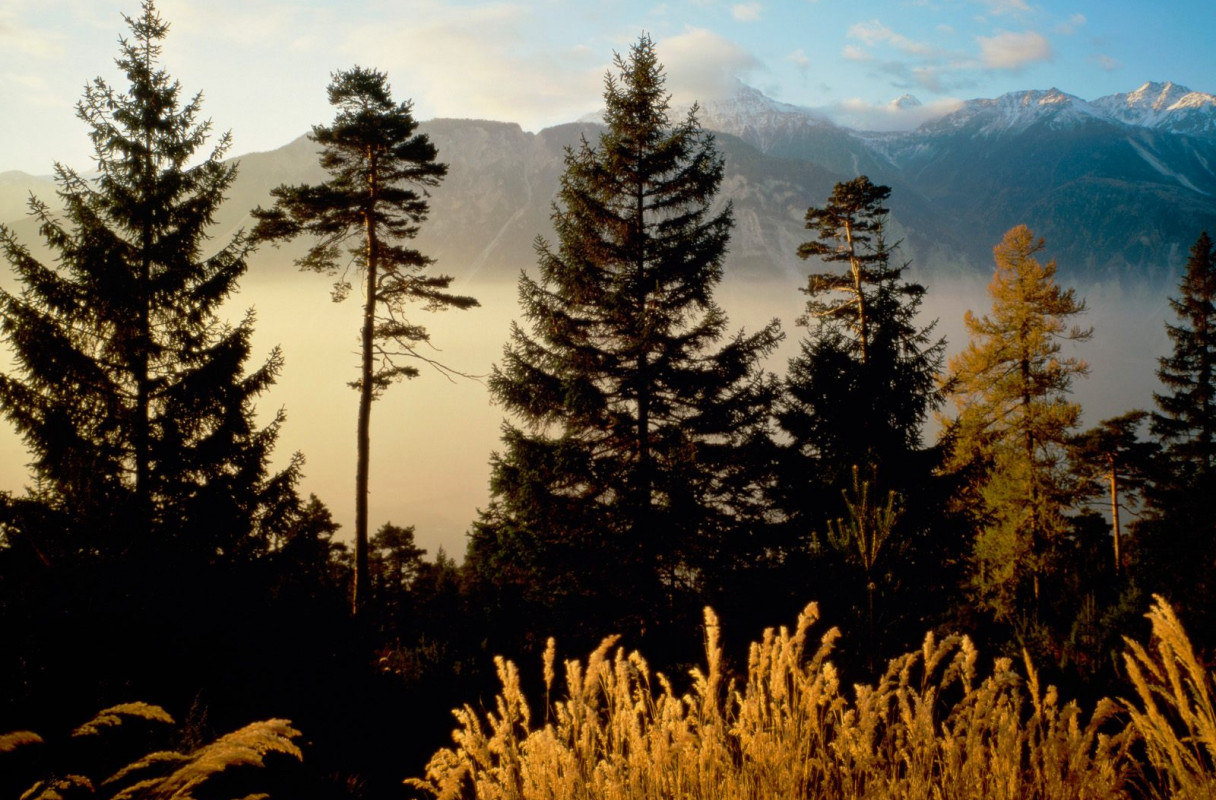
[1021,344,1041,612]
[134,77,154,547]
[1109,456,1122,575]
[135,229,151,544]
[634,172,654,609]
[845,220,869,366]
[353,151,378,617]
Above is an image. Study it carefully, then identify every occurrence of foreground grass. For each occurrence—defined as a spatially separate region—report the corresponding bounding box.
[411,597,1215,800]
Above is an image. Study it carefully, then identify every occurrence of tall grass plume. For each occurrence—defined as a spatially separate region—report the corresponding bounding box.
[410,603,1148,799]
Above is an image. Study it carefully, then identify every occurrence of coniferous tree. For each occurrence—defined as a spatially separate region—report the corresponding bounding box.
[1069,411,1156,576]
[776,177,947,667]
[779,177,944,513]
[253,67,477,615]
[943,225,1091,623]
[470,36,782,653]
[0,0,298,563]
[1152,231,1216,475]
[1135,231,1216,640]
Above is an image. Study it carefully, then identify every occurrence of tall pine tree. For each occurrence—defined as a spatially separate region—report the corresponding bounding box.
[943,225,1090,622]
[776,177,947,667]
[0,0,298,564]
[253,67,477,615]
[779,176,944,506]
[470,36,781,653]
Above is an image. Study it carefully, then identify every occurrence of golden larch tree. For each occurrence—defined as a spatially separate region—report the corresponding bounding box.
[943,224,1091,621]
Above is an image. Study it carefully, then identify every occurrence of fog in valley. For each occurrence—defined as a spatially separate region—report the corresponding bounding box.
[0,253,1172,560]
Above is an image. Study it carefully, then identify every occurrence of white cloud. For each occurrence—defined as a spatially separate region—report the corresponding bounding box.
[732,3,761,21]
[656,28,762,104]
[1092,53,1120,72]
[787,48,810,68]
[1,72,69,108]
[848,20,936,57]
[0,7,66,59]
[1055,13,1086,35]
[973,0,1034,15]
[842,44,874,62]
[827,96,965,131]
[977,30,1052,69]
[339,3,605,131]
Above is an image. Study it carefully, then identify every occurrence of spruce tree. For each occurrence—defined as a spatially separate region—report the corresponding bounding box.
[943,224,1091,621]
[1152,231,1216,475]
[470,36,781,651]
[253,67,477,615]
[1135,231,1216,639]
[0,0,298,563]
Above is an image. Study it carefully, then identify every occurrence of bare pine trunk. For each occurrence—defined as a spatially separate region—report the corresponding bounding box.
[353,153,378,617]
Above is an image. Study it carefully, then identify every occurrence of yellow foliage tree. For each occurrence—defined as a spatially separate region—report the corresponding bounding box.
[942,224,1091,621]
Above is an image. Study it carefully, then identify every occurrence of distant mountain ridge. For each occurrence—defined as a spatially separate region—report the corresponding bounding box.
[3,81,1215,286]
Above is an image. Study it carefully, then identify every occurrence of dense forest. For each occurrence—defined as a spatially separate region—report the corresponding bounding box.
[3,4,1216,799]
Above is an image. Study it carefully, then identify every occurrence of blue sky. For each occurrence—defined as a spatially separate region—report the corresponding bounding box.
[2,0,1214,174]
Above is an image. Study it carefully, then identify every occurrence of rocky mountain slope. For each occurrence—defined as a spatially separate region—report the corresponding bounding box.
[4,81,1214,286]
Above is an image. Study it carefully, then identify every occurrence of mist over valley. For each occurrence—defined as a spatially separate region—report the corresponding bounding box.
[1,84,1203,555]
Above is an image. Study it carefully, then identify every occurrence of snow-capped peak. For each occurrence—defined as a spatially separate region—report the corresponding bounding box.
[1093,82,1216,135]
[890,94,922,111]
[925,87,1101,136]
[693,80,831,130]
[1125,81,1191,111]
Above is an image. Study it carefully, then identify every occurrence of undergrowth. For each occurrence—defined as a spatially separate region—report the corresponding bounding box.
[411,596,1215,800]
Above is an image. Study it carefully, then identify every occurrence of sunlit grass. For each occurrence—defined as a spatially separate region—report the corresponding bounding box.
[411,596,1214,800]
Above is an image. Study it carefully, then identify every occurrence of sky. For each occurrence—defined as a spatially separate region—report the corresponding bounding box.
[2,0,1215,175]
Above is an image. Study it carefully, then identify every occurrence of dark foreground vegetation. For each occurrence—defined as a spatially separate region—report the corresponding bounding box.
[3,3,1216,798]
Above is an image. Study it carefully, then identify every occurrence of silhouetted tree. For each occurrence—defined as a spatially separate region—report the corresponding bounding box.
[1135,231,1216,642]
[779,177,944,521]
[370,522,425,627]
[253,67,477,615]
[469,36,782,655]
[774,178,948,664]
[1152,231,1216,475]
[1069,411,1156,575]
[0,0,299,563]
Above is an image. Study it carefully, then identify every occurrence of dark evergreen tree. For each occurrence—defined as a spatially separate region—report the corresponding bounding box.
[369,521,425,628]
[252,67,477,615]
[0,0,299,563]
[1069,411,1156,576]
[1152,231,1216,475]
[1135,231,1216,642]
[775,177,948,667]
[780,176,944,492]
[469,36,782,655]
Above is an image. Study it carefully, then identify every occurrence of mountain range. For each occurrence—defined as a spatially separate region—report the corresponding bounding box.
[3,80,1215,286]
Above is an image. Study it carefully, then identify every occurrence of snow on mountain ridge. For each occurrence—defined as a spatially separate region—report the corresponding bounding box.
[1093,82,1216,135]
[919,87,1105,137]
[692,81,834,140]
[581,81,1216,146]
